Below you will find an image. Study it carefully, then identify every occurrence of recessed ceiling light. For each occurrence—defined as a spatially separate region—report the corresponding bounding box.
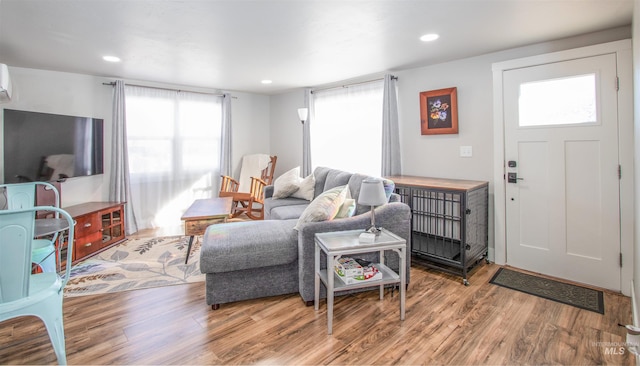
[103,55,121,62]
[261,80,273,84]
[420,34,439,42]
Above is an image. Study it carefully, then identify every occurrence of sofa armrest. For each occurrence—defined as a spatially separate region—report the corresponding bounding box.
[296,201,412,303]
[264,185,274,198]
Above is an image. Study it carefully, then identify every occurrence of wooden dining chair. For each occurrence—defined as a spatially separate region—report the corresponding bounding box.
[219,155,277,220]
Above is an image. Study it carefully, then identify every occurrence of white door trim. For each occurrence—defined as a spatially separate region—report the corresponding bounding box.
[492,39,634,296]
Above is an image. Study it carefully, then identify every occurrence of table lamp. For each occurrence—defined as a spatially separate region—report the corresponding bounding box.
[358,178,387,235]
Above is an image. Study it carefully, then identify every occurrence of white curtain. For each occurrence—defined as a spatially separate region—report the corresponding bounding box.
[109,80,138,234]
[125,86,223,230]
[311,80,384,176]
[382,74,402,176]
[220,93,232,177]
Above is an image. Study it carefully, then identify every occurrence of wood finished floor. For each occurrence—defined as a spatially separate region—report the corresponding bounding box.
[0,259,634,365]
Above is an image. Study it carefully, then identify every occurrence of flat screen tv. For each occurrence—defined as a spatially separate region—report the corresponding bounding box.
[3,109,104,183]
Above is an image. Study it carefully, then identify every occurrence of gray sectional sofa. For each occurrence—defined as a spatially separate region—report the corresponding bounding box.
[199,166,412,309]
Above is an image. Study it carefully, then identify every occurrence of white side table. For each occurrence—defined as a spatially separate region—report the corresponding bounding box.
[314,228,406,335]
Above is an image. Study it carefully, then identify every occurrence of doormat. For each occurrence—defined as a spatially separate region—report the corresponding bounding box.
[489,267,604,314]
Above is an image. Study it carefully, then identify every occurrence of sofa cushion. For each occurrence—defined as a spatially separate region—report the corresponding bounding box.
[323,169,353,193]
[311,167,330,199]
[311,167,352,200]
[200,219,298,273]
[264,196,309,219]
[271,204,309,220]
[273,167,301,198]
[294,185,349,230]
[265,167,385,220]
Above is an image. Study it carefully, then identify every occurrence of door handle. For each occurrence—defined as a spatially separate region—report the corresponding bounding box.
[507,173,524,183]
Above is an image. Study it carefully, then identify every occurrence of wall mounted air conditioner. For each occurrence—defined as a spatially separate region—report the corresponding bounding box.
[0,64,12,102]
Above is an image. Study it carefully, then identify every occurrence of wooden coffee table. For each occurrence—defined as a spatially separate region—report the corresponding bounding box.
[181,197,233,264]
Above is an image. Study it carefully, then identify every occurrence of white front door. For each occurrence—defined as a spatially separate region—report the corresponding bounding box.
[503,53,621,291]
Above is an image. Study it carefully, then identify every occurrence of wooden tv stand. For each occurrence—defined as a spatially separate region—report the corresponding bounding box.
[63,202,127,263]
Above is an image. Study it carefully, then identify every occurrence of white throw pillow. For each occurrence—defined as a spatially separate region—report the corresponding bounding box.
[291,173,315,201]
[335,199,356,218]
[273,167,301,199]
[335,188,355,218]
[294,185,348,230]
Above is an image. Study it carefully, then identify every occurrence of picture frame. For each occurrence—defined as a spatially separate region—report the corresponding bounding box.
[419,87,458,135]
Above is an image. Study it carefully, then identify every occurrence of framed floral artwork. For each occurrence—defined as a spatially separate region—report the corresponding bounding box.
[419,87,458,135]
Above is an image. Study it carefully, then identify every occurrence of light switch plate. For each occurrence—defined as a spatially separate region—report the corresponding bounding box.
[460,146,473,158]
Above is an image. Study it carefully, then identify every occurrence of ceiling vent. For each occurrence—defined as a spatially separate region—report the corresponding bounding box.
[0,64,12,102]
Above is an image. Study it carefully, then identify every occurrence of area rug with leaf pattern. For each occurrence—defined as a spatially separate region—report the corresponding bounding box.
[64,235,204,297]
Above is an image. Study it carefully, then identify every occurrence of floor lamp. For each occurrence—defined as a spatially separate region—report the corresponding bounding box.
[298,107,308,173]
[298,108,308,125]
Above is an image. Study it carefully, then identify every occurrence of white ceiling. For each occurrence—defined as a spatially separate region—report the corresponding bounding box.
[0,0,633,95]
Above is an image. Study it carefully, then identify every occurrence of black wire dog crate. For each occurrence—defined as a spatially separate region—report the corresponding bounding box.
[388,176,489,285]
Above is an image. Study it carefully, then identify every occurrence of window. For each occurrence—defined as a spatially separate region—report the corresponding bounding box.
[126,90,174,175]
[125,86,222,229]
[311,81,383,176]
[126,87,221,177]
[518,74,597,127]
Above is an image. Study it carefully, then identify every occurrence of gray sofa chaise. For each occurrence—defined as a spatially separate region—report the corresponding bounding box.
[199,166,411,309]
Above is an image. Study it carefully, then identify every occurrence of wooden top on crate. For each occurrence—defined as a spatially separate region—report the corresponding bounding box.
[385,175,488,192]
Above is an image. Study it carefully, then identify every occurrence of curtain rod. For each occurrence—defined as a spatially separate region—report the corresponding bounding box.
[311,75,397,94]
[102,81,230,97]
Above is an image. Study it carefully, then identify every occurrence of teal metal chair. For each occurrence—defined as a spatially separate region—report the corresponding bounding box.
[0,182,61,272]
[0,206,75,365]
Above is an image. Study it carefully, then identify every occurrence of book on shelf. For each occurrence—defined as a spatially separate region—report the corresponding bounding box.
[334,257,382,285]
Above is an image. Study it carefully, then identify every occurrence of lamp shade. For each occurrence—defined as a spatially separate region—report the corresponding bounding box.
[297,108,308,122]
[357,178,387,206]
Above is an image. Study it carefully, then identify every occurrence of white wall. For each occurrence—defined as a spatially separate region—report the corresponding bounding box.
[269,26,631,259]
[227,91,271,178]
[1,67,271,208]
[397,56,493,181]
[269,90,304,177]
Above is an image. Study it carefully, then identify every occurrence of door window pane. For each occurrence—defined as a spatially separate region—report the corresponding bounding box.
[519,74,596,127]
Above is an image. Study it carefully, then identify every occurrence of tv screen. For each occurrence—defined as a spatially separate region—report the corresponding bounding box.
[3,109,104,183]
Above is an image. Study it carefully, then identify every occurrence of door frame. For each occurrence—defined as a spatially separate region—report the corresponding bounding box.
[491,39,633,296]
